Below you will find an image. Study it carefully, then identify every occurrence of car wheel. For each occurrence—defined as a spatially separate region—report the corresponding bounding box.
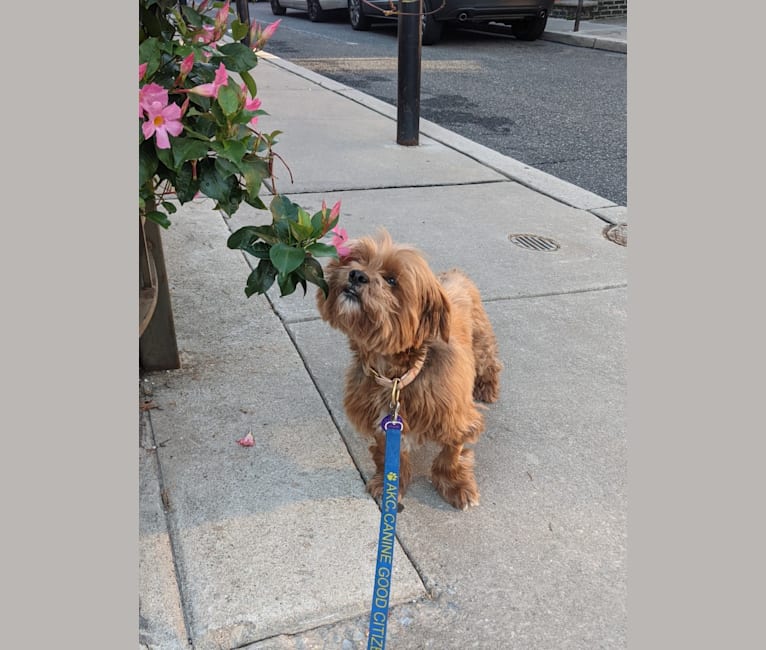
[348,0,371,30]
[307,0,327,22]
[421,1,444,45]
[511,14,548,41]
[270,0,287,16]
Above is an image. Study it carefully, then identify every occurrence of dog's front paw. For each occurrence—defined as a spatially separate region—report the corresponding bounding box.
[366,473,384,500]
[432,448,481,510]
[437,480,481,511]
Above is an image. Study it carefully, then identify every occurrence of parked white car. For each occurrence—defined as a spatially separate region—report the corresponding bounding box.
[269,0,347,22]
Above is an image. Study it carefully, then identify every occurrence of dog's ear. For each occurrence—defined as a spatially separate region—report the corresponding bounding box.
[418,282,451,345]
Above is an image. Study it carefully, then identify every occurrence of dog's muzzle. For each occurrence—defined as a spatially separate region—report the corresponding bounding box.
[343,269,369,301]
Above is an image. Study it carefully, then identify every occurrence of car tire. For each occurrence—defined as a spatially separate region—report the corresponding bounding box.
[270,0,287,16]
[348,0,371,30]
[421,1,444,45]
[511,14,548,41]
[307,0,327,22]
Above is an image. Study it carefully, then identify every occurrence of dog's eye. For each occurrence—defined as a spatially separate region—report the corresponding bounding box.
[385,276,397,287]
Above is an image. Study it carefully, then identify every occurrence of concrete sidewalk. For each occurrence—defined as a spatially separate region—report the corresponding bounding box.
[139,44,627,650]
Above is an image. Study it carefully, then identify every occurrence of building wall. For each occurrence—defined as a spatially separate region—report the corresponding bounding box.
[551,0,628,20]
[595,0,628,18]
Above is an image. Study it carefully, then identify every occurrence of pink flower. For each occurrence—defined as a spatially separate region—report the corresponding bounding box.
[215,1,231,31]
[139,82,168,119]
[236,432,255,447]
[318,200,342,236]
[194,24,217,44]
[241,85,262,126]
[142,100,184,149]
[179,53,195,81]
[188,62,228,98]
[139,63,147,81]
[328,200,341,221]
[261,19,280,41]
[250,19,281,51]
[192,0,230,44]
[331,226,350,257]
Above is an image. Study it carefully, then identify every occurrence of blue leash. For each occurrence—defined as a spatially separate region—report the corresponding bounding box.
[366,411,403,650]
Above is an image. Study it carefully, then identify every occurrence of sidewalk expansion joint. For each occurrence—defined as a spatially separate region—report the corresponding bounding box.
[263,179,511,198]
[283,314,322,325]
[483,283,627,303]
[141,401,196,647]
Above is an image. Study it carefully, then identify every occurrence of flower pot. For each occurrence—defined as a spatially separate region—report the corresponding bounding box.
[139,216,159,336]
[139,211,180,371]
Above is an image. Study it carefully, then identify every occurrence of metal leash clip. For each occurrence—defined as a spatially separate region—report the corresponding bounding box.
[389,377,402,422]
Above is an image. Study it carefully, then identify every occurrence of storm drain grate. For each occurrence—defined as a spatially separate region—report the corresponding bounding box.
[508,234,560,252]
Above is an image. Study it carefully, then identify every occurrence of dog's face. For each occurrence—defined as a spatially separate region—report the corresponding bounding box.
[317,230,450,355]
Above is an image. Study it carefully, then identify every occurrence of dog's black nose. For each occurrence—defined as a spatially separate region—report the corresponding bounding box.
[349,269,369,285]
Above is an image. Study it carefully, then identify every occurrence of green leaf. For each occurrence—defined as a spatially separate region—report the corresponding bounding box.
[243,241,271,259]
[213,42,259,73]
[199,158,236,205]
[214,138,247,164]
[171,137,210,167]
[296,207,312,229]
[145,210,171,229]
[139,6,164,41]
[160,201,178,215]
[215,156,240,178]
[269,195,300,225]
[217,84,240,117]
[210,101,226,125]
[238,158,268,199]
[214,185,243,217]
[310,211,325,238]
[227,225,279,248]
[269,243,306,276]
[227,227,255,250]
[155,144,174,171]
[277,271,300,297]
[139,145,158,188]
[139,37,162,78]
[244,194,268,211]
[240,70,257,99]
[245,259,278,297]
[289,220,314,243]
[180,4,203,28]
[306,242,339,259]
[174,163,200,203]
[300,256,329,297]
[231,19,249,42]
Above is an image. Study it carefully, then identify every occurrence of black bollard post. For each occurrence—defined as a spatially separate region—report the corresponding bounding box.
[574,0,584,32]
[235,0,252,46]
[396,0,422,146]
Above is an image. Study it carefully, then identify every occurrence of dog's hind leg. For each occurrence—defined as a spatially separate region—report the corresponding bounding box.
[471,307,502,403]
[431,443,480,510]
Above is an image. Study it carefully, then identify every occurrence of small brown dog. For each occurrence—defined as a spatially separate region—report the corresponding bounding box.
[316,230,501,510]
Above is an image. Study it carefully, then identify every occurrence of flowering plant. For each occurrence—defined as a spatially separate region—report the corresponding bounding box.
[139,0,342,297]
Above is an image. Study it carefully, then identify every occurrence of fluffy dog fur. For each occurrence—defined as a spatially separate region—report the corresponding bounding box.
[316,230,501,510]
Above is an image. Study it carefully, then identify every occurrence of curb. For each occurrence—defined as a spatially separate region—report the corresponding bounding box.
[542,30,627,53]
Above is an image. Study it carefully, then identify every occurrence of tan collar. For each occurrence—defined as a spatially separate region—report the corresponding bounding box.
[363,347,428,390]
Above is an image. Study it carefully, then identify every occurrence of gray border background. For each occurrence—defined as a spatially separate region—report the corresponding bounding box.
[5,1,766,648]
